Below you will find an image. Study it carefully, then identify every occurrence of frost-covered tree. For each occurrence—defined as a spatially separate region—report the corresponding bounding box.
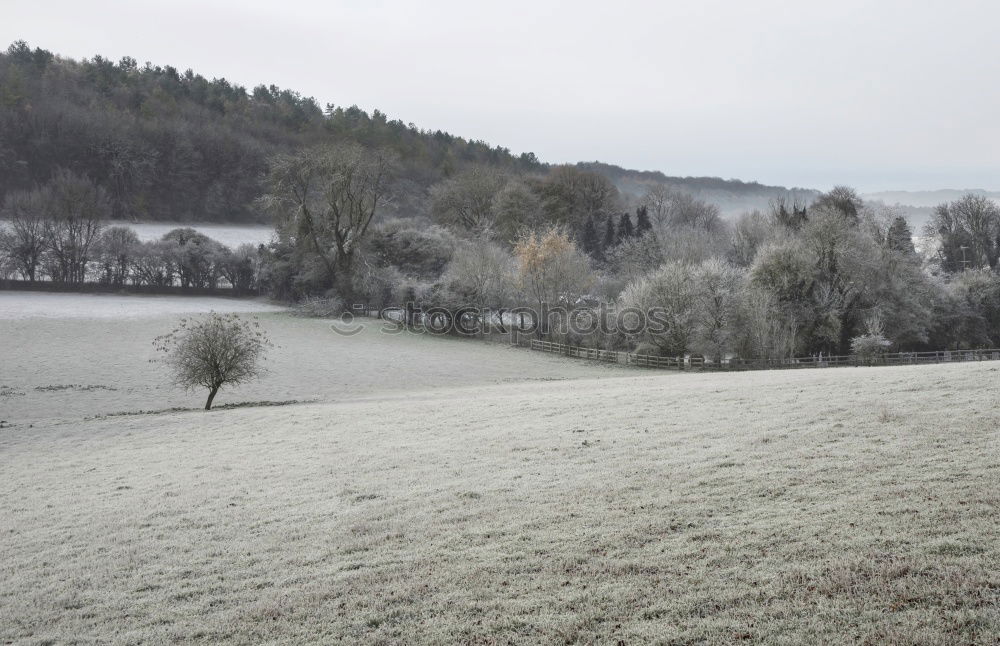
[262,144,395,301]
[619,261,699,357]
[513,227,593,329]
[429,166,509,235]
[444,239,515,312]
[692,259,746,363]
[154,313,272,410]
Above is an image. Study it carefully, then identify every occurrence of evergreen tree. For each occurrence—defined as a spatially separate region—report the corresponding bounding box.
[635,205,653,236]
[603,214,616,250]
[581,216,601,260]
[886,215,915,254]
[616,212,635,244]
[772,197,808,230]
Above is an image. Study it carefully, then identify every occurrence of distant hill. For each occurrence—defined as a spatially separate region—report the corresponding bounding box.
[863,189,1000,208]
[579,162,820,217]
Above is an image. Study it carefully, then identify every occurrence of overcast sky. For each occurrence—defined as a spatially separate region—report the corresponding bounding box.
[4,0,1000,192]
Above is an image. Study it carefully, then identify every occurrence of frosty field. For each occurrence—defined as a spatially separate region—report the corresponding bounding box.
[1,303,998,644]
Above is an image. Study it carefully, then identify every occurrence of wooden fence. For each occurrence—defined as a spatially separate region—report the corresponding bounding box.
[528,339,1000,372]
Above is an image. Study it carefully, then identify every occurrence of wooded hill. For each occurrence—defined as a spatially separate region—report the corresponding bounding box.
[577,162,819,217]
[0,41,811,224]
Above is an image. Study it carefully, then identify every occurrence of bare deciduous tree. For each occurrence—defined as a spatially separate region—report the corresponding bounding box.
[692,259,746,363]
[154,313,272,410]
[514,227,593,313]
[642,184,722,233]
[736,287,797,364]
[729,209,779,267]
[444,239,516,329]
[42,169,108,283]
[536,165,620,231]
[262,144,394,301]
[489,180,544,243]
[95,226,141,285]
[0,188,47,281]
[619,261,699,357]
[927,194,1000,270]
[429,166,509,235]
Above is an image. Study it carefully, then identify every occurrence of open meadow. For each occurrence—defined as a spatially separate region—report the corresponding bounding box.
[1,294,999,644]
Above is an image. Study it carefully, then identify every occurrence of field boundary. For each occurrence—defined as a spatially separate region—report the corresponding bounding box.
[528,339,1000,372]
[0,279,257,298]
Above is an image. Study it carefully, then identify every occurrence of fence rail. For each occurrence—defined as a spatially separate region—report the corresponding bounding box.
[528,340,1000,372]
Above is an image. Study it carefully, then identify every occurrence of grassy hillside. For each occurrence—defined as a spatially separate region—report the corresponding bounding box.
[0,307,616,424]
[1,308,998,643]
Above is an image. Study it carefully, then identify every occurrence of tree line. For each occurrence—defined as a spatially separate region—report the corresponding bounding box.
[256,142,1000,360]
[0,170,261,291]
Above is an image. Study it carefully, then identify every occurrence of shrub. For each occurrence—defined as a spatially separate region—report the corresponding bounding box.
[367,218,457,279]
[851,334,891,363]
[851,310,892,364]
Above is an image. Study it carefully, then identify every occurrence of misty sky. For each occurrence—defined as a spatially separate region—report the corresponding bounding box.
[4,0,1000,192]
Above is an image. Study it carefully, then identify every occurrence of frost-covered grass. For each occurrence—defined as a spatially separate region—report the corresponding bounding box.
[0,311,616,423]
[1,312,998,644]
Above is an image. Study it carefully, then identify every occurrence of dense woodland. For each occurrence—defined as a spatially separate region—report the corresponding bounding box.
[0,41,810,224]
[4,41,1000,361]
[0,41,542,223]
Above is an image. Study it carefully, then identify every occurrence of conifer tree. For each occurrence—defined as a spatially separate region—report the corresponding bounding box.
[886,215,915,254]
[603,214,616,250]
[581,216,602,260]
[616,212,635,244]
[635,205,653,236]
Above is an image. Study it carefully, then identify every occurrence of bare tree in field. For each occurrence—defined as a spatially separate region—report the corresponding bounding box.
[261,144,394,301]
[154,313,272,410]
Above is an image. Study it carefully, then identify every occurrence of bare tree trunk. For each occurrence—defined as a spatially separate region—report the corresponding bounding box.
[334,253,355,304]
[205,385,219,410]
